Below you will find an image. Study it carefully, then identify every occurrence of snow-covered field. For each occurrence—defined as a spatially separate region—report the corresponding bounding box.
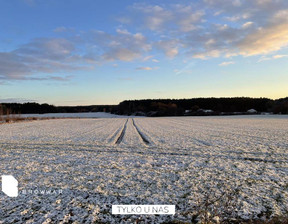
[19,112,136,118]
[0,115,287,223]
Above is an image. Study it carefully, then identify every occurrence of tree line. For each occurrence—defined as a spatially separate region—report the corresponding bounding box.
[116,97,288,116]
[0,97,287,116]
[0,103,117,115]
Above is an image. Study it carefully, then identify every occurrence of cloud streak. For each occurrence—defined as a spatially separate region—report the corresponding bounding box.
[136,67,158,71]
[219,61,235,66]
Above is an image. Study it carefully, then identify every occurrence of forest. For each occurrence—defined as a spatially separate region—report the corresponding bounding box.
[0,97,287,116]
[116,97,288,116]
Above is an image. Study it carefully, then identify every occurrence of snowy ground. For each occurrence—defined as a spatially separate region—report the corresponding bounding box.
[19,112,137,118]
[0,115,287,223]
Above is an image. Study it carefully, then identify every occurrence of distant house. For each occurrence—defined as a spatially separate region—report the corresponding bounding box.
[247,109,257,114]
[195,109,214,115]
[184,110,192,115]
[203,109,213,113]
[197,109,213,113]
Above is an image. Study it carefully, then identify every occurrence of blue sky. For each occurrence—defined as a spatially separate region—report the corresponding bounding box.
[0,0,288,105]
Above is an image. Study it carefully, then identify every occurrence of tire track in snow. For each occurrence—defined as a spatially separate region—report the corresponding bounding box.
[115,119,128,144]
[106,119,127,144]
[132,119,150,145]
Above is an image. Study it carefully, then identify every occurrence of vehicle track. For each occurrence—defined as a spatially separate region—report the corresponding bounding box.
[115,119,128,144]
[106,119,127,144]
[3,143,288,164]
[132,119,150,145]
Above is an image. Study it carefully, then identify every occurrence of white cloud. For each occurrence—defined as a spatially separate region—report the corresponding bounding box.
[136,67,154,70]
[193,50,221,59]
[0,38,89,80]
[128,3,204,32]
[3,0,288,81]
[238,23,288,56]
[219,61,235,66]
[136,5,172,31]
[116,29,130,35]
[15,38,75,59]
[242,21,254,29]
[257,54,288,62]
[156,40,179,58]
[273,54,288,59]
[175,7,204,32]
[225,15,243,22]
[99,30,151,62]
[257,56,270,62]
[0,29,151,80]
[103,48,141,62]
[80,29,151,62]
[205,39,216,46]
[143,55,153,61]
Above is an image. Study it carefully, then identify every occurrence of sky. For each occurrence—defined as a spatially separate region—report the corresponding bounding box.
[0,0,288,106]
